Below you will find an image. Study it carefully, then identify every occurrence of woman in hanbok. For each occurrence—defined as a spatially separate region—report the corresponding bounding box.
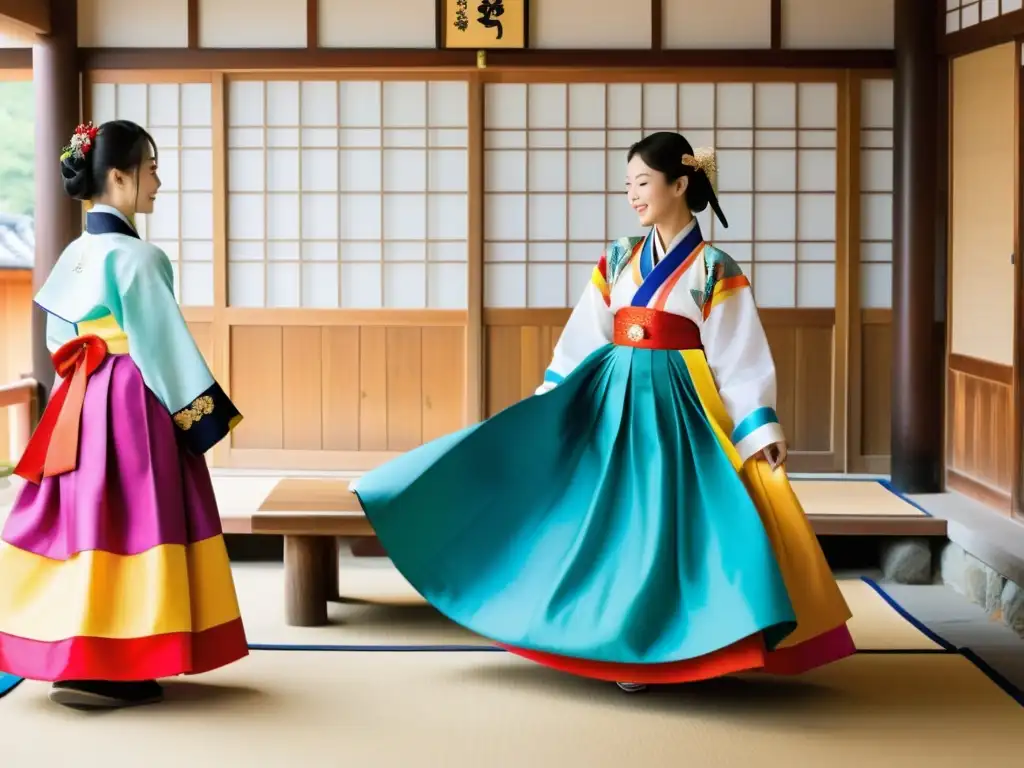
[353,131,854,692]
[0,120,248,708]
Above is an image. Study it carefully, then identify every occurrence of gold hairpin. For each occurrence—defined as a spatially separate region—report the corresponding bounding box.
[682,148,718,193]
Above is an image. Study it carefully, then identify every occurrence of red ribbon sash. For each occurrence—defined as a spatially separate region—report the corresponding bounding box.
[15,335,108,484]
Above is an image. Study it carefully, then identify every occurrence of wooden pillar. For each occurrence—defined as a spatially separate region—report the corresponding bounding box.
[31,0,80,404]
[1015,40,1024,522]
[891,0,944,493]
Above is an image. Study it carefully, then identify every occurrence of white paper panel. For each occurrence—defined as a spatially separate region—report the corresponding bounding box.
[531,0,651,49]
[781,0,894,49]
[483,80,840,308]
[226,79,469,309]
[91,81,215,307]
[663,0,772,49]
[78,0,189,47]
[858,78,894,309]
[319,0,434,47]
[200,0,306,48]
[962,2,981,26]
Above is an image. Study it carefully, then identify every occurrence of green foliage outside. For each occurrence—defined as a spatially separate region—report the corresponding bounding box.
[0,81,35,217]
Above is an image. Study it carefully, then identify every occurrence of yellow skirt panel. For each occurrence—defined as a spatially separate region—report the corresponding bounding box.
[0,535,242,642]
[680,349,852,647]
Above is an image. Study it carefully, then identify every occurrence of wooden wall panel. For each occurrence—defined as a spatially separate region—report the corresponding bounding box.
[0,271,32,465]
[859,313,892,458]
[947,353,1014,512]
[322,328,361,451]
[483,308,837,471]
[230,325,284,449]
[358,326,388,452]
[763,318,833,455]
[227,323,466,467]
[186,321,214,369]
[485,314,562,414]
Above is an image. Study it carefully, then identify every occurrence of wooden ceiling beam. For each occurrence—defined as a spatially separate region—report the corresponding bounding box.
[0,0,50,37]
[73,46,894,71]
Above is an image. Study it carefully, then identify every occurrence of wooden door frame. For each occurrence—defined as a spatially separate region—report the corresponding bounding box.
[1015,38,1024,522]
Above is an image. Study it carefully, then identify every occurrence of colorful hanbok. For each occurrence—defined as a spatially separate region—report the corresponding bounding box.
[353,217,855,683]
[0,204,248,683]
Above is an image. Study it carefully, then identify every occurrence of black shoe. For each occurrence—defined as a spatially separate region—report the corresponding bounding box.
[49,680,164,709]
[616,682,648,693]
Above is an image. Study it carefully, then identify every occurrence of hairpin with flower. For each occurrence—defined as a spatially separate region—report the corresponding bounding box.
[60,122,99,163]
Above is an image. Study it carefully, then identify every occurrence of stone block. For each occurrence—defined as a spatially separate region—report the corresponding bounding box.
[880,538,933,584]
[1001,581,1024,638]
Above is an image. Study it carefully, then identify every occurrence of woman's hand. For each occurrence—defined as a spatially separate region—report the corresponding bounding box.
[761,442,787,470]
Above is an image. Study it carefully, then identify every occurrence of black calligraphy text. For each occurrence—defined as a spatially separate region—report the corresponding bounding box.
[476,0,505,40]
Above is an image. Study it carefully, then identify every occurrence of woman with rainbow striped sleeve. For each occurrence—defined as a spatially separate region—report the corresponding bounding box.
[352,131,854,692]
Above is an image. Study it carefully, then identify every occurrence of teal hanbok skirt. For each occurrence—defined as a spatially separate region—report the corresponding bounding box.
[352,342,821,678]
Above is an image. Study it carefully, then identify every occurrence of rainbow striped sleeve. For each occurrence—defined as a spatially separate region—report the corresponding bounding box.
[591,254,611,306]
[701,246,750,320]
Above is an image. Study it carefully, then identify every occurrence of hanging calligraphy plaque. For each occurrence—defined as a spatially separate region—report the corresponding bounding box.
[442,0,527,49]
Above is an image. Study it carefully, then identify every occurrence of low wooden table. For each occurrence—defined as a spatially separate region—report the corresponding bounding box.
[220,478,374,627]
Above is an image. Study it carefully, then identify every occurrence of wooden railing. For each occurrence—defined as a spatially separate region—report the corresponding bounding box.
[0,377,38,472]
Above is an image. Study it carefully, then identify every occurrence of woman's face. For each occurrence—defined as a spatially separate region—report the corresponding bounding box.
[108,142,161,215]
[625,154,687,229]
[132,143,161,215]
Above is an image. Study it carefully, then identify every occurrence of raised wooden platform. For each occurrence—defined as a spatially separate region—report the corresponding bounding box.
[791,480,948,537]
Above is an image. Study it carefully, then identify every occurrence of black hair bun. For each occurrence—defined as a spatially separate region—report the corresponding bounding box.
[684,173,711,215]
[61,154,94,201]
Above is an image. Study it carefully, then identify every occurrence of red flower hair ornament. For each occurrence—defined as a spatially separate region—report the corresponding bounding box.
[60,122,99,163]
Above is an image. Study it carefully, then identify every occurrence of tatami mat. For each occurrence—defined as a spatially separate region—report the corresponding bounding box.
[0,566,944,703]
[232,561,943,651]
[214,476,926,519]
[3,652,1022,767]
[793,480,926,517]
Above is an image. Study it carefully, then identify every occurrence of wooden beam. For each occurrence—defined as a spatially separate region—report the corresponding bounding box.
[0,0,50,36]
[307,0,318,49]
[651,0,662,51]
[77,46,894,71]
[465,72,483,425]
[32,0,80,405]
[942,8,1024,58]
[435,0,445,49]
[891,0,943,493]
[770,0,782,50]
[187,0,198,49]
[1014,37,1024,522]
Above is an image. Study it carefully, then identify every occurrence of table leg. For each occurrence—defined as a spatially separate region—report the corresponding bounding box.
[284,535,330,627]
[324,536,339,601]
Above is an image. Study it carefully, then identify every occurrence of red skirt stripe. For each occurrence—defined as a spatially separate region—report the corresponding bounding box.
[0,617,248,683]
[497,633,768,684]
